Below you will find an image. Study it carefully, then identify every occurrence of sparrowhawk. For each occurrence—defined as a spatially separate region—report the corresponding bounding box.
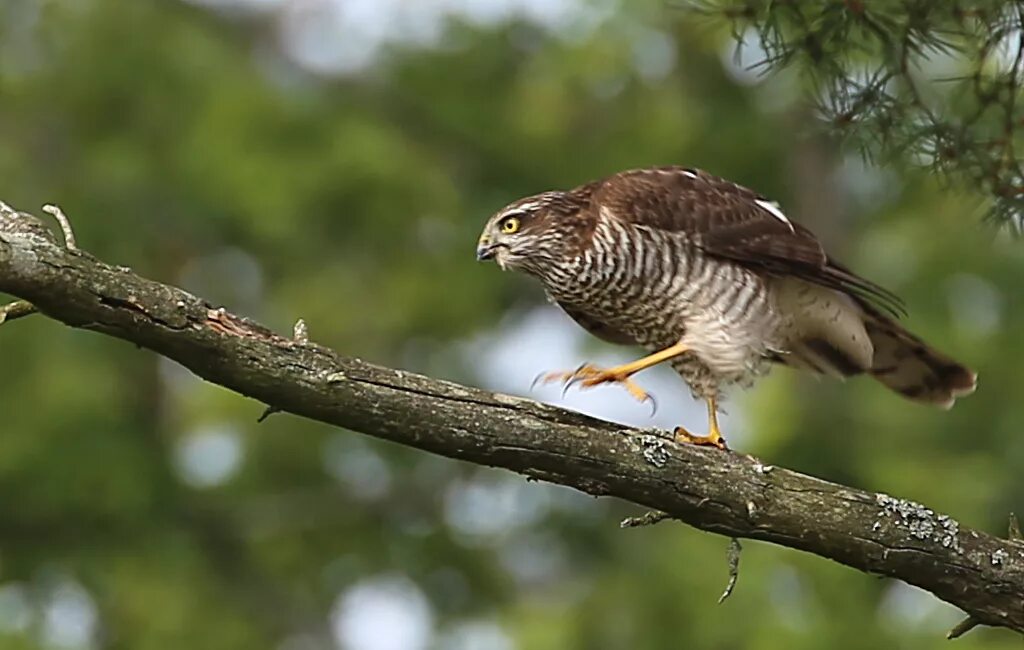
[475,166,977,449]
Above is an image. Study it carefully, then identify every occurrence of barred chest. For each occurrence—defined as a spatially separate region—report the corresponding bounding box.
[542,222,692,350]
[536,216,782,395]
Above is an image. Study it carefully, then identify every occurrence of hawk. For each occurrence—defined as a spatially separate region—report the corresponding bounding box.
[476,166,977,449]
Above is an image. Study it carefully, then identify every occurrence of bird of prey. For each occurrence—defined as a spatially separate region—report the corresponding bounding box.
[476,166,977,449]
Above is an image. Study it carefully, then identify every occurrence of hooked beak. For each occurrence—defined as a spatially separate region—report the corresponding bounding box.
[476,234,498,261]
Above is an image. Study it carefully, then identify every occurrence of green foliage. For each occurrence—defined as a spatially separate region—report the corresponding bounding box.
[687,0,1024,231]
[0,1,1022,649]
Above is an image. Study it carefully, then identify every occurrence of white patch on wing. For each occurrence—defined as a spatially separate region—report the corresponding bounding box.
[653,168,699,180]
[754,199,795,232]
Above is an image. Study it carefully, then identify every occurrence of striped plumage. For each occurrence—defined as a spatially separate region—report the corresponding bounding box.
[476,166,976,446]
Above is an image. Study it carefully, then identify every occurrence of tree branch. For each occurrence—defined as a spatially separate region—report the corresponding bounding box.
[1,204,1022,636]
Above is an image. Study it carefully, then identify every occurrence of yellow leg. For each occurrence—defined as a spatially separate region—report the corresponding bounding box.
[674,396,729,450]
[537,342,690,404]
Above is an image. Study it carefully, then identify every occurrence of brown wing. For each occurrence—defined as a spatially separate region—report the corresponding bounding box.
[587,166,905,317]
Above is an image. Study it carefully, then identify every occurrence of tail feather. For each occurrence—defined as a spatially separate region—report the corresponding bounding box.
[770,277,976,408]
[863,310,977,409]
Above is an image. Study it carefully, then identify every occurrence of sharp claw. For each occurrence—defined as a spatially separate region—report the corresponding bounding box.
[530,371,548,391]
[533,364,658,413]
[533,370,573,390]
[672,426,691,443]
[673,427,729,451]
[565,375,582,390]
[645,392,658,416]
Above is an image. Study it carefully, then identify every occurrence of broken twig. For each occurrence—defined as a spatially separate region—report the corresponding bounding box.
[41,204,78,251]
[620,510,669,528]
[0,300,37,325]
[718,538,742,604]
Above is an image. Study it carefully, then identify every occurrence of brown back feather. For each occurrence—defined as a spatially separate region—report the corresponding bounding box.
[579,166,906,317]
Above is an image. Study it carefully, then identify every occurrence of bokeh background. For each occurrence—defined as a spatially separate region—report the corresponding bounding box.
[1,1,1022,649]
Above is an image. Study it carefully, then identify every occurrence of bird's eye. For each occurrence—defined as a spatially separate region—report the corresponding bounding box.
[500,216,521,234]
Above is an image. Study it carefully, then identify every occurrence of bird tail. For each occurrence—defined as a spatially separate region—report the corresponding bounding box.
[862,309,977,409]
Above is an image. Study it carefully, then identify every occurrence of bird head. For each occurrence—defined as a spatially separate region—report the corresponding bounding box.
[476,192,575,274]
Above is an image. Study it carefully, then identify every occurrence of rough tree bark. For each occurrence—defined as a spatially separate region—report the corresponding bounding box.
[1,202,1022,637]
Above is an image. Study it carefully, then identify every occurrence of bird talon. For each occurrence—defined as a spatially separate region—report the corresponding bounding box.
[564,369,590,390]
[534,363,654,405]
[673,426,729,450]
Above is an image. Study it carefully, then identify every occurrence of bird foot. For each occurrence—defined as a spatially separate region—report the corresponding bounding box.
[673,426,729,451]
[535,364,656,410]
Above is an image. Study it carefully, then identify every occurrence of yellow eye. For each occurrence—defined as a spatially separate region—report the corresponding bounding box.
[500,216,521,234]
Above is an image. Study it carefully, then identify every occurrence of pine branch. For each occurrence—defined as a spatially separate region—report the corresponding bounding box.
[1,203,1023,636]
[680,0,1024,231]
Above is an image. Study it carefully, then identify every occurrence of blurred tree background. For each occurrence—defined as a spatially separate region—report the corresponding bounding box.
[0,1,1022,649]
